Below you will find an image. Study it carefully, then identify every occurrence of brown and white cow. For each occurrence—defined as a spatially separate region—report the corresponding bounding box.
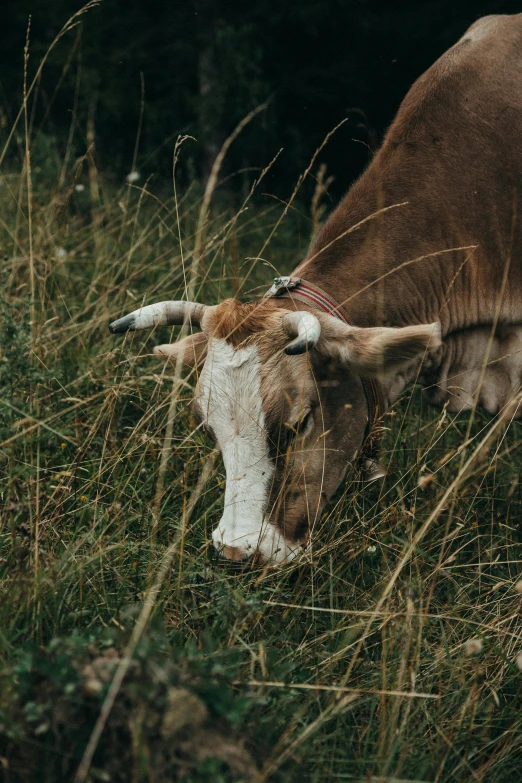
[110,15,522,564]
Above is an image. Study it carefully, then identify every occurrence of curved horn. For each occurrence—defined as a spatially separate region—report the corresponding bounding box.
[109,301,207,334]
[282,311,322,355]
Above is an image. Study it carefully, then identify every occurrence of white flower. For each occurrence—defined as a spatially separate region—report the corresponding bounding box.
[464,638,483,656]
[75,183,85,192]
[366,545,377,554]
[54,247,68,260]
[126,170,141,183]
[418,471,434,490]
[83,677,103,695]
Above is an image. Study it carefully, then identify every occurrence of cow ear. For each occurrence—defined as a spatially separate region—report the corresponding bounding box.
[320,320,441,376]
[153,332,208,368]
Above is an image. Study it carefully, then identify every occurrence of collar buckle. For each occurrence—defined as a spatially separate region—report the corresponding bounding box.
[267,276,301,297]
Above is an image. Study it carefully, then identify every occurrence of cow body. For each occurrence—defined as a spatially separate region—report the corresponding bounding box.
[110,15,522,564]
[297,15,522,337]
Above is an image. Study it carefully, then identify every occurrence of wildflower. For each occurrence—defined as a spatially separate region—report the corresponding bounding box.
[54,247,68,260]
[83,677,103,696]
[516,651,522,672]
[75,183,85,192]
[366,545,377,554]
[464,637,483,656]
[418,471,434,490]
[80,495,87,502]
[61,443,66,449]
[126,170,140,183]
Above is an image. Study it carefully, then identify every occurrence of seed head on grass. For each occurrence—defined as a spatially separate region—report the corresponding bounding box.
[464,638,483,657]
[417,471,435,490]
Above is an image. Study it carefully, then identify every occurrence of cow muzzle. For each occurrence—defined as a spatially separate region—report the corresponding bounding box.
[211,518,302,565]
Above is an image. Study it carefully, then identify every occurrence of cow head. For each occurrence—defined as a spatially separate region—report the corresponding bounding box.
[110,298,441,564]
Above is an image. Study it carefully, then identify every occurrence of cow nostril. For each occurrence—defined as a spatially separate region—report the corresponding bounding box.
[219,556,255,572]
[217,548,257,572]
[222,545,249,562]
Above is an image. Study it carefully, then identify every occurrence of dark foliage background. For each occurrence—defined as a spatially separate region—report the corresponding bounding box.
[0,0,520,195]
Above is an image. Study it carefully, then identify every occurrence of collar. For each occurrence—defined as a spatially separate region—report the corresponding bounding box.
[265,276,385,464]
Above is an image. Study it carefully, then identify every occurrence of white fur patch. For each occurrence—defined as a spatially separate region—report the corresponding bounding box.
[198,339,299,564]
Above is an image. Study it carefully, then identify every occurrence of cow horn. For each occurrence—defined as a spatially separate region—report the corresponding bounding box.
[283,311,321,355]
[109,301,207,334]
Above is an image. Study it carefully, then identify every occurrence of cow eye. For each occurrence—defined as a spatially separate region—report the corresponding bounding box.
[290,410,313,436]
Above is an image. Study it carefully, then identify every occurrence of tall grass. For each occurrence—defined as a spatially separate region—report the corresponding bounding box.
[0,20,522,782]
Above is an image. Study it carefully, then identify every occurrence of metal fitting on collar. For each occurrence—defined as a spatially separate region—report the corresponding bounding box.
[266,276,302,297]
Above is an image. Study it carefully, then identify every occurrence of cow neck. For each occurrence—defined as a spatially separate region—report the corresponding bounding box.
[265,276,385,460]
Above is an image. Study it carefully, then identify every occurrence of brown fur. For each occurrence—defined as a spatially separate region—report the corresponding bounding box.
[208,299,284,348]
[422,324,522,415]
[295,14,522,336]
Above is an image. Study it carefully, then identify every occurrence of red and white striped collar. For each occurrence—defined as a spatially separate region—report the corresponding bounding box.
[266,276,348,320]
[266,276,385,462]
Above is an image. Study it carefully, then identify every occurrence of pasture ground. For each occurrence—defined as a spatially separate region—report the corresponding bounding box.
[0,142,521,783]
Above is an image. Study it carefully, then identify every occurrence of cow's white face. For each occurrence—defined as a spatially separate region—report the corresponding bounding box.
[196,339,300,563]
[192,322,375,565]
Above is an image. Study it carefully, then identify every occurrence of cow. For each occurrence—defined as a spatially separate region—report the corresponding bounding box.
[110,15,522,565]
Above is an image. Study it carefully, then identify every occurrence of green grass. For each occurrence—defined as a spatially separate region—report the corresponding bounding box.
[0,141,521,783]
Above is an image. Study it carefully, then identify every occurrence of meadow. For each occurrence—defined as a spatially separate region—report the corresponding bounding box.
[0,124,521,782]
